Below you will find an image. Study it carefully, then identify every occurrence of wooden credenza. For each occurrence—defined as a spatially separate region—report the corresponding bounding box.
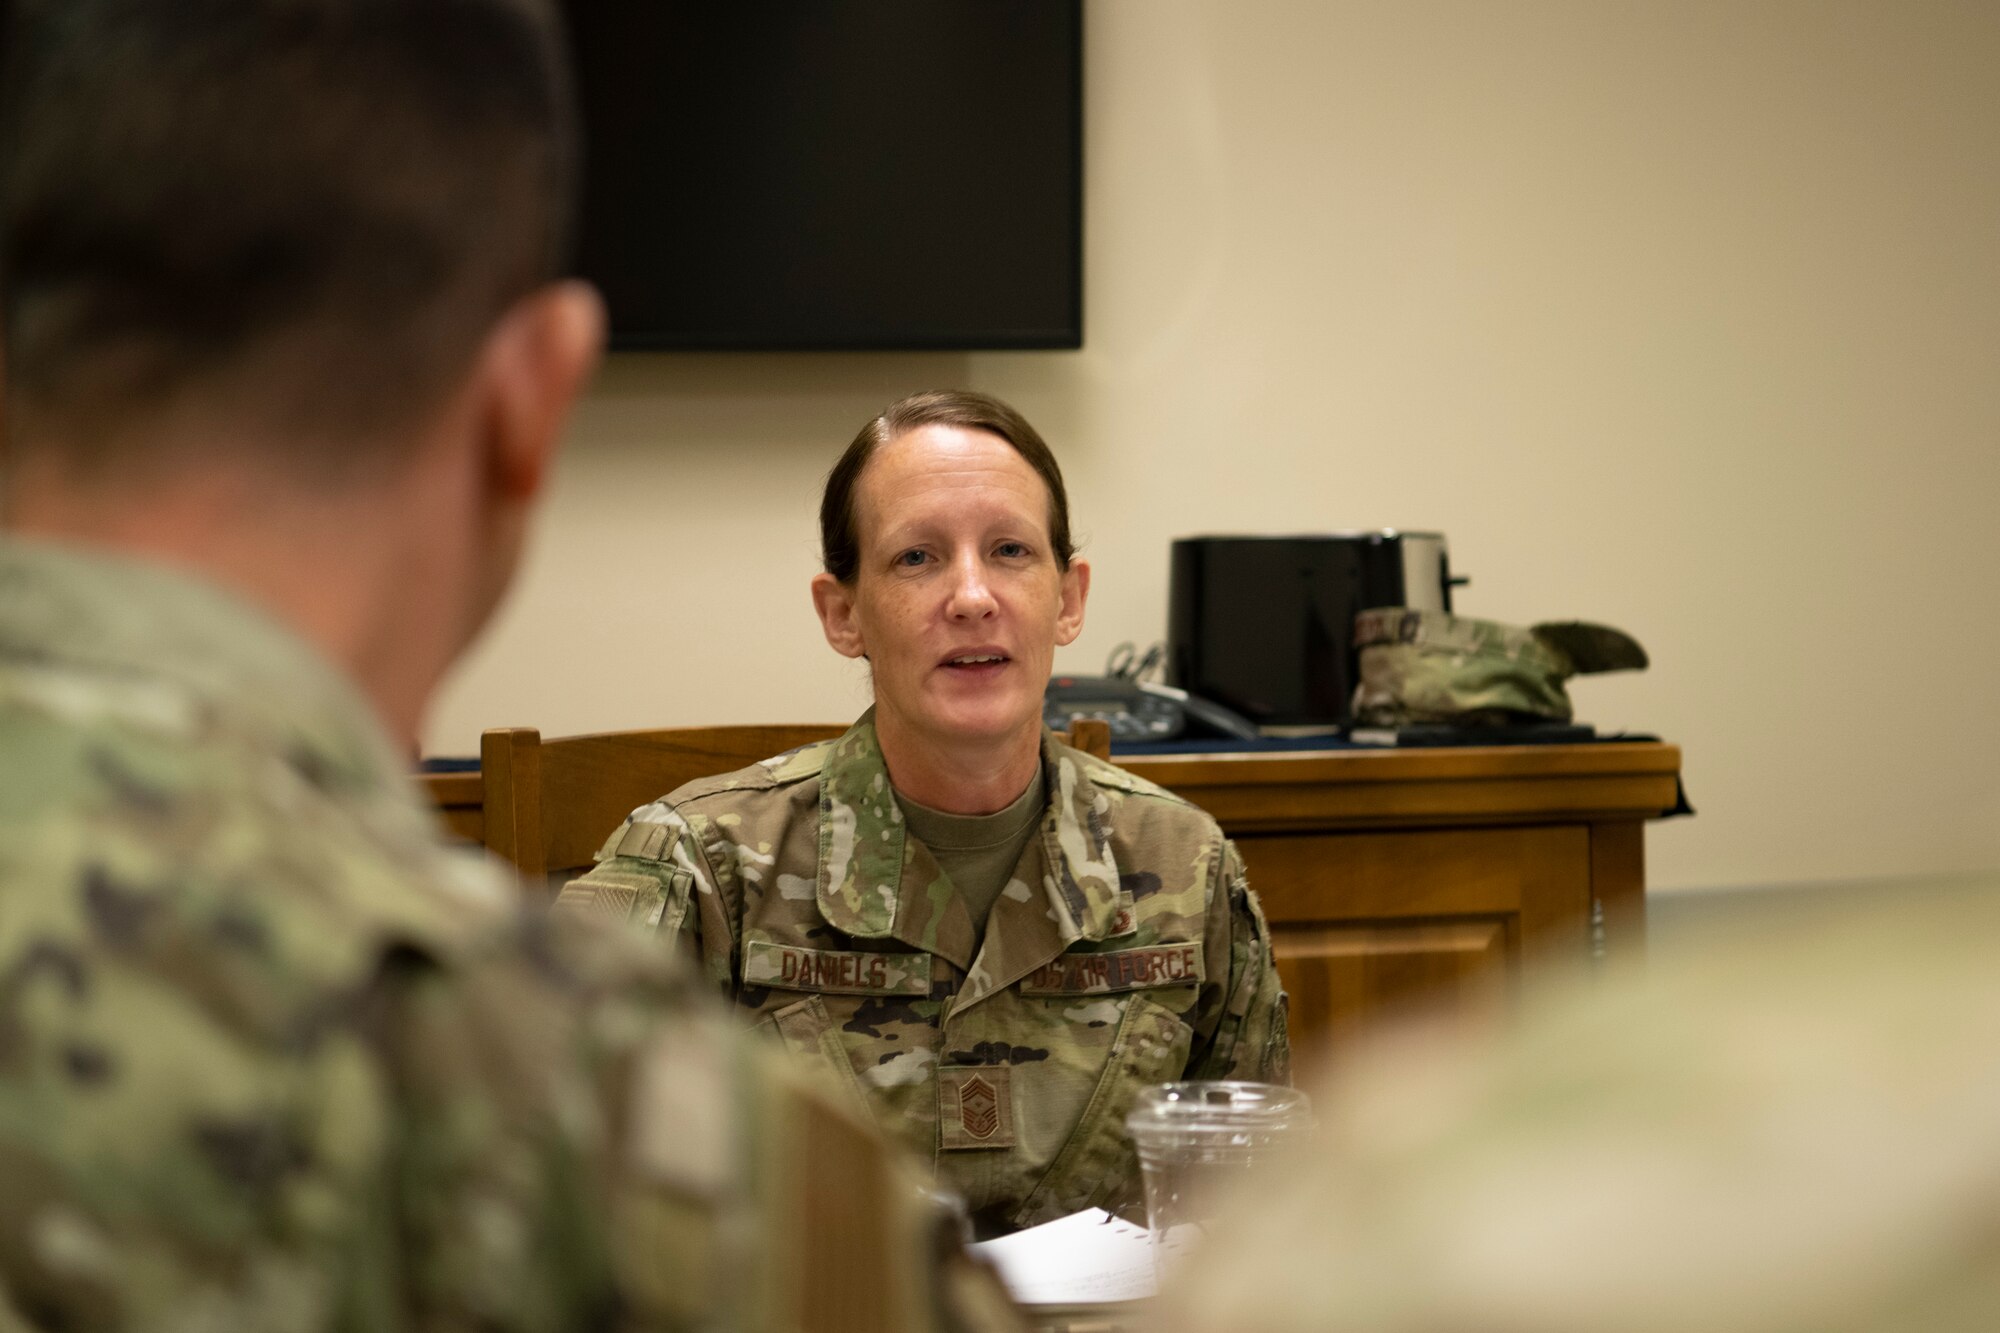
[1119,743,1683,1074]
[423,740,1683,1073]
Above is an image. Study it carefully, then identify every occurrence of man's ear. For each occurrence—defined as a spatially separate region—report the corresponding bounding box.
[1054,558,1090,647]
[475,280,606,502]
[811,572,867,659]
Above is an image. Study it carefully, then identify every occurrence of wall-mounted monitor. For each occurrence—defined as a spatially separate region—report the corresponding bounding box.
[562,1,1083,351]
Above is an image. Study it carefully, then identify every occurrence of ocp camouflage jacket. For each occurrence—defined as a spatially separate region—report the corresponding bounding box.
[560,713,1291,1233]
[0,542,1018,1331]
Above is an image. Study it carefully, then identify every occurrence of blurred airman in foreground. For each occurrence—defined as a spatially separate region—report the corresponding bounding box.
[1166,877,2000,1332]
[0,1,1016,1327]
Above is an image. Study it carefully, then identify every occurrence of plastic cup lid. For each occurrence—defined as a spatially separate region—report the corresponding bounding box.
[1125,1080,1312,1136]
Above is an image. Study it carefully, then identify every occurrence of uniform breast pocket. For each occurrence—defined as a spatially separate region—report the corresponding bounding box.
[1014,993,1195,1230]
[745,941,940,1125]
[759,994,881,1120]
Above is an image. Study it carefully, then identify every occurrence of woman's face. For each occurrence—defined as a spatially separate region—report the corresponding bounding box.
[811,423,1089,755]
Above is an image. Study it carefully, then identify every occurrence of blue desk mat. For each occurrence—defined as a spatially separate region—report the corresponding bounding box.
[1108,729,1660,757]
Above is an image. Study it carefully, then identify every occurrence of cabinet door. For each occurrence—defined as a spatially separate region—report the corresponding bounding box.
[1273,921,1509,1066]
[1238,825,1590,1071]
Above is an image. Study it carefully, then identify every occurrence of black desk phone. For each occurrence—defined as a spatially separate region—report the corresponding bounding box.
[1043,675,1261,744]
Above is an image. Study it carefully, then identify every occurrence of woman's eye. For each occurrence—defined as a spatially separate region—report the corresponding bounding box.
[995,541,1030,559]
[893,549,928,568]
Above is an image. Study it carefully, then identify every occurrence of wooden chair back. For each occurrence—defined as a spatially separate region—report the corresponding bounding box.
[481,724,843,886]
[477,718,1110,891]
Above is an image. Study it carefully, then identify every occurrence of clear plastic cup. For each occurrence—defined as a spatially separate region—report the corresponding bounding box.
[1125,1080,1314,1277]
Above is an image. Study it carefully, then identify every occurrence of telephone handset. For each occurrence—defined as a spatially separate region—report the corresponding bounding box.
[1044,675,1261,745]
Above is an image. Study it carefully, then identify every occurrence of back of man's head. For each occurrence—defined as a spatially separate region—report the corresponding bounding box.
[0,0,575,476]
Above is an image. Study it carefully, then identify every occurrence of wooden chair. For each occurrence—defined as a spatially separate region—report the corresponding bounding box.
[471,718,1111,893]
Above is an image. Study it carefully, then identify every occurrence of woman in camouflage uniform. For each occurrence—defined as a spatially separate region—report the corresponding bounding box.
[563,391,1290,1236]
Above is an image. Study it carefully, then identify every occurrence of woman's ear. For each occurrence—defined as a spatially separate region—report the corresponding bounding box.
[1054,559,1090,647]
[811,572,867,659]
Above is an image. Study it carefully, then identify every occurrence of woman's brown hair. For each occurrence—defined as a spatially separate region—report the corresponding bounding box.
[819,389,1076,582]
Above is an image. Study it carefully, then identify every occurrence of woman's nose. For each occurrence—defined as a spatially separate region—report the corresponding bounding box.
[945,555,998,618]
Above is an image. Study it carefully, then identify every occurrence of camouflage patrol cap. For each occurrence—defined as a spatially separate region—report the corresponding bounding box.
[1351,608,1648,726]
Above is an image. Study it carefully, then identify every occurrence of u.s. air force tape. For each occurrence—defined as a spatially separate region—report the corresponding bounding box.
[742,940,930,997]
[1020,943,1205,996]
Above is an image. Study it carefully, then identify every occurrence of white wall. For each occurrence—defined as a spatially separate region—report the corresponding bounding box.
[429,0,2000,894]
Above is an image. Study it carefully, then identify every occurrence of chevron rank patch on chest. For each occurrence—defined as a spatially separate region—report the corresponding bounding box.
[1020,944,1206,995]
[742,940,930,996]
[938,1065,1016,1151]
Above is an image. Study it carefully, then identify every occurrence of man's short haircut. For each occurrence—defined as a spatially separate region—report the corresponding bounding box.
[0,0,576,470]
[820,389,1077,584]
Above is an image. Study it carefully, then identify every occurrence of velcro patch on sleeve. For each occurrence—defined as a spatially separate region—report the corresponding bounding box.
[626,1017,733,1198]
[614,820,673,862]
[1020,944,1206,995]
[742,940,930,997]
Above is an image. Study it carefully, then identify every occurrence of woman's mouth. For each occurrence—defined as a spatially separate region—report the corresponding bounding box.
[941,651,1010,672]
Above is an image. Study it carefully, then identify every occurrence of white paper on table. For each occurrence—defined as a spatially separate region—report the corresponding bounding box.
[970,1208,1159,1306]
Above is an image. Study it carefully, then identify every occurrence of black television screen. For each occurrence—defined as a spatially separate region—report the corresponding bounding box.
[561,2,1083,351]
